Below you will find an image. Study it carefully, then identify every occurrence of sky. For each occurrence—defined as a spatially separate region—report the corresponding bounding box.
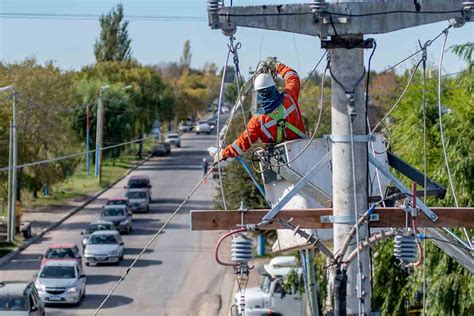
[0,0,473,77]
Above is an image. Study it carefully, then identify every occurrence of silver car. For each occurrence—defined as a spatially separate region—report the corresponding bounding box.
[35,260,86,305]
[125,188,150,212]
[165,133,181,147]
[84,230,125,266]
[99,205,132,234]
[81,220,116,249]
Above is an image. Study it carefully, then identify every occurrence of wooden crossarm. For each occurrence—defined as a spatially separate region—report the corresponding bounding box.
[190,207,474,231]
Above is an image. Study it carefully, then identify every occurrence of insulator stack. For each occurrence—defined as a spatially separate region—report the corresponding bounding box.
[207,0,220,12]
[310,1,328,13]
[231,234,253,264]
[394,234,418,266]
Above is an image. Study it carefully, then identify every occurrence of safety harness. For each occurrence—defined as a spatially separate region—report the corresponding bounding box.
[260,94,306,143]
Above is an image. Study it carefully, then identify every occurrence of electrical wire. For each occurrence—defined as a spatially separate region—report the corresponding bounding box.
[95,168,213,315]
[216,47,232,211]
[0,136,154,172]
[381,26,452,75]
[436,29,472,249]
[372,59,423,133]
[421,41,428,316]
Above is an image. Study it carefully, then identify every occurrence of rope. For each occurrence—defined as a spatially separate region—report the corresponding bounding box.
[94,168,213,315]
[421,40,428,316]
[436,30,472,248]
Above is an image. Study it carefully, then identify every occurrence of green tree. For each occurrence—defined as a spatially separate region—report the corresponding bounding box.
[180,40,192,69]
[0,59,79,199]
[94,4,132,62]
[450,42,473,72]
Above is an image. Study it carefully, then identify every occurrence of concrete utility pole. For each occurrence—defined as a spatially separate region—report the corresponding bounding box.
[86,104,91,176]
[95,85,109,181]
[206,0,471,314]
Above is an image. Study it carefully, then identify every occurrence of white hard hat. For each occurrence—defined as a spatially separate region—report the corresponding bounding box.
[254,73,275,91]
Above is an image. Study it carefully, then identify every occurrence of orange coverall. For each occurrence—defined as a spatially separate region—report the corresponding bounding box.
[221,63,306,159]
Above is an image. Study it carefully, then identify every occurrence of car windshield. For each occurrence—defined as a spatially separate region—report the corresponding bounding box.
[40,266,76,279]
[128,179,149,188]
[45,248,76,259]
[107,200,126,206]
[167,134,178,138]
[85,224,112,234]
[101,208,125,217]
[88,234,118,245]
[199,121,207,124]
[126,191,146,199]
[0,296,27,311]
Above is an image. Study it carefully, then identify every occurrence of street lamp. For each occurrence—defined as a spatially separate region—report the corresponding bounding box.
[0,85,17,243]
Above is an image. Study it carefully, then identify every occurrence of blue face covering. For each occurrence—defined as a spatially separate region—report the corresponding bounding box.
[257,86,284,114]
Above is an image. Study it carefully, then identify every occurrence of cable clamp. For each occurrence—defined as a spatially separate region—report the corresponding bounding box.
[324,134,375,143]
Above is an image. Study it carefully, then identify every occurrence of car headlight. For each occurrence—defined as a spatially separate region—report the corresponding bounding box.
[35,283,45,292]
[109,250,119,256]
[66,286,78,293]
[120,219,129,225]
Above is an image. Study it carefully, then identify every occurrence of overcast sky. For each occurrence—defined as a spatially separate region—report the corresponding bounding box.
[1,0,473,77]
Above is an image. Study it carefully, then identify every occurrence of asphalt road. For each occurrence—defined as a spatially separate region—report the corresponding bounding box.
[0,130,235,315]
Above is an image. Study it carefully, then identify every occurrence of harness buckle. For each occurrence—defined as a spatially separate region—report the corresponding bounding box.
[276,119,286,128]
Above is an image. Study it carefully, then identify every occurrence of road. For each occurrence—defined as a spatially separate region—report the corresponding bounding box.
[0,130,235,315]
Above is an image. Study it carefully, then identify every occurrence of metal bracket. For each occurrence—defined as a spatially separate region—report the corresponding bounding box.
[320,213,379,224]
[324,134,375,143]
[321,37,374,49]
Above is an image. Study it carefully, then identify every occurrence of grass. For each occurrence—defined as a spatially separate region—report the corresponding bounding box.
[30,140,154,207]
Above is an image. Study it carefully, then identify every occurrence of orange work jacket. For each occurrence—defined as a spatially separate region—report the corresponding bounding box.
[221,63,306,159]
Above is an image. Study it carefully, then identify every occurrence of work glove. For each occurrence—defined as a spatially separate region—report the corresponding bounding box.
[213,150,226,166]
[264,56,279,71]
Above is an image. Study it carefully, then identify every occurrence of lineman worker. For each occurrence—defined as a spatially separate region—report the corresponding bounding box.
[214,57,306,164]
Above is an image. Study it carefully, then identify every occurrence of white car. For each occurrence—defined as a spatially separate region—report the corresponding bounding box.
[84,230,125,266]
[195,121,211,135]
[35,260,86,305]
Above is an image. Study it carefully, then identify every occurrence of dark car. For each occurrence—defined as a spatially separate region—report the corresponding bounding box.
[151,143,170,156]
[0,281,45,315]
[125,175,152,200]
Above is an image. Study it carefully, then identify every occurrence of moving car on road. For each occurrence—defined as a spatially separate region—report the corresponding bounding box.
[125,188,150,212]
[195,121,211,135]
[99,206,132,234]
[81,221,116,249]
[105,197,132,209]
[35,260,86,306]
[39,243,82,268]
[207,118,217,129]
[151,143,171,156]
[84,230,125,266]
[165,133,181,147]
[125,175,152,199]
[0,281,44,315]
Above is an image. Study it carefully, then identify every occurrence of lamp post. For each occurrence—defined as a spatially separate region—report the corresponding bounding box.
[1,85,17,243]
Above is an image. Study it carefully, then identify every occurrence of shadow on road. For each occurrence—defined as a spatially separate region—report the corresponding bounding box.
[124,248,153,255]
[119,258,162,268]
[47,294,133,310]
[86,274,121,285]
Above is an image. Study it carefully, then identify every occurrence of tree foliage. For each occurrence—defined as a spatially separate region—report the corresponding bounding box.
[94,4,132,62]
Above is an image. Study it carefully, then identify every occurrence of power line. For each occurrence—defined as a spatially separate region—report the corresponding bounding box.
[0,12,206,22]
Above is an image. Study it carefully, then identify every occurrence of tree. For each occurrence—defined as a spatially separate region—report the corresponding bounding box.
[180,40,192,69]
[450,42,473,72]
[0,59,80,199]
[94,4,132,62]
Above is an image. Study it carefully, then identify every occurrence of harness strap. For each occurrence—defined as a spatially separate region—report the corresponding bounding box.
[265,95,306,143]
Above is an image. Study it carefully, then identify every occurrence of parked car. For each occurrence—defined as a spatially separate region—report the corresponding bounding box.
[39,243,82,269]
[84,230,124,266]
[125,175,152,199]
[230,256,304,316]
[195,121,211,135]
[151,143,170,156]
[35,260,86,306]
[125,188,150,212]
[105,197,132,209]
[221,105,230,113]
[165,133,181,147]
[99,206,132,234]
[81,221,116,249]
[0,281,44,315]
[178,123,192,132]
